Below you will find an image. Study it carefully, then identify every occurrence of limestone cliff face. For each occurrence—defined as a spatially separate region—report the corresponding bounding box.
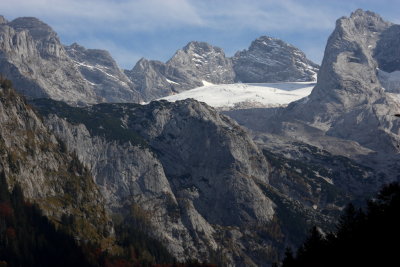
[126,39,318,101]
[257,10,400,157]
[0,17,141,105]
[0,17,99,104]
[0,85,114,249]
[33,98,283,266]
[124,58,174,102]
[233,36,318,83]
[65,43,141,103]
[0,15,319,104]
[165,41,235,88]
[126,42,235,101]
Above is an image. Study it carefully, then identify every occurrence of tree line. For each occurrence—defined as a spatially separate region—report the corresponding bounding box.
[282,182,400,267]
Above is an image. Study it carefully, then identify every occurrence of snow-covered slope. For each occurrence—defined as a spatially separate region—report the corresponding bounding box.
[158,81,315,110]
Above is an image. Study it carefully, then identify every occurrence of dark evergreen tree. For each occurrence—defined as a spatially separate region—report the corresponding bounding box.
[281,247,295,267]
[282,183,400,267]
[0,172,94,267]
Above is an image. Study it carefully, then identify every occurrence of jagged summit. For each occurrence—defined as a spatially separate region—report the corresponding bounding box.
[0,15,141,104]
[0,15,7,24]
[125,40,236,101]
[257,9,400,156]
[349,8,386,21]
[127,37,319,101]
[66,42,119,69]
[0,14,319,103]
[181,40,224,53]
[64,42,141,103]
[166,40,235,84]
[233,35,319,83]
[303,8,391,115]
[9,16,57,40]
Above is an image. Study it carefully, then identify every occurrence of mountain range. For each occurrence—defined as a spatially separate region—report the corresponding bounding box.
[1,8,399,267]
[0,15,318,104]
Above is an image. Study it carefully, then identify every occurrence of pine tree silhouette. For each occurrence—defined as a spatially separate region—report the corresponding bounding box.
[282,183,400,267]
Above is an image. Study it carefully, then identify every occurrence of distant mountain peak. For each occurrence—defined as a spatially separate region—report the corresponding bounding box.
[181,40,224,54]
[9,16,56,40]
[0,15,7,24]
[350,8,383,19]
[233,35,319,83]
[252,35,290,48]
[0,17,141,104]
[262,9,400,155]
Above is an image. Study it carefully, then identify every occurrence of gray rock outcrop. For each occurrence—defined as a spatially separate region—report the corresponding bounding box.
[165,41,235,87]
[234,10,400,189]
[65,43,141,103]
[0,86,114,249]
[126,41,236,101]
[0,16,141,105]
[33,98,288,266]
[233,36,319,83]
[124,58,174,102]
[126,39,319,101]
[0,15,319,104]
[285,9,400,154]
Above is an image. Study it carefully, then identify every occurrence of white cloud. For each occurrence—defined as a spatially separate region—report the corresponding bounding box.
[2,0,204,32]
[189,0,338,32]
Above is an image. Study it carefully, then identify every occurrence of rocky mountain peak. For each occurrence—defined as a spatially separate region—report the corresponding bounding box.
[250,36,292,52]
[166,41,235,85]
[0,15,7,24]
[135,57,149,65]
[259,10,400,155]
[9,17,57,40]
[233,35,319,83]
[182,41,224,55]
[64,42,141,103]
[305,9,392,113]
[0,16,142,105]
[125,57,172,101]
[65,43,118,69]
[335,9,390,45]
[349,8,386,24]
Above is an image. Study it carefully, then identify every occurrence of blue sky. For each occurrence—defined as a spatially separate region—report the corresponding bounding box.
[1,0,399,69]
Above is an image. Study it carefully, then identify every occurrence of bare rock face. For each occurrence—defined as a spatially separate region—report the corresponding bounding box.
[165,41,235,87]
[0,16,141,105]
[126,41,235,101]
[233,36,319,83]
[0,15,7,24]
[124,58,174,102]
[0,17,99,104]
[127,39,319,101]
[32,98,285,266]
[65,43,141,103]
[301,9,391,117]
[240,10,400,189]
[0,86,114,249]
[0,15,319,104]
[375,25,400,73]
